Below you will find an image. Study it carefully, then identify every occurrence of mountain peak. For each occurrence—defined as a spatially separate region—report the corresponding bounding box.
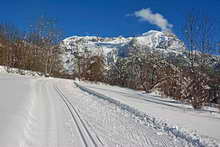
[61,30,185,73]
[142,30,162,36]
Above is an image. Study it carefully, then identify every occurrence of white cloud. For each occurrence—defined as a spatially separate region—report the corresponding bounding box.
[134,8,173,31]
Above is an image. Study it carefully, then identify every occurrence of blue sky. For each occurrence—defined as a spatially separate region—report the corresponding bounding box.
[0,0,220,39]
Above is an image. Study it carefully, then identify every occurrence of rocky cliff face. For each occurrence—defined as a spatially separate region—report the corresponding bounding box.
[60,30,187,73]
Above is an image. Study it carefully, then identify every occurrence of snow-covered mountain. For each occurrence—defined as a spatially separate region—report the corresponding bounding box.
[60,30,186,73]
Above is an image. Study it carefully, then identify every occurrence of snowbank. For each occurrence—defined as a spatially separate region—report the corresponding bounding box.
[0,66,43,77]
[75,82,220,147]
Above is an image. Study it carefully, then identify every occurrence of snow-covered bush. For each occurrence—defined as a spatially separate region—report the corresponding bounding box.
[81,55,105,82]
[153,67,210,109]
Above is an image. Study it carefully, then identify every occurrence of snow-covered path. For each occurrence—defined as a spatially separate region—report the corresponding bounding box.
[0,73,81,147]
[0,73,210,146]
[58,80,193,147]
[77,81,220,146]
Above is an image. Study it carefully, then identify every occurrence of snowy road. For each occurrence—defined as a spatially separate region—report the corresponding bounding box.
[0,73,212,146]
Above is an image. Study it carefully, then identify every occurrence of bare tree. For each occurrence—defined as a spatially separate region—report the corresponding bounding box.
[26,16,63,76]
[184,10,216,69]
[0,22,24,70]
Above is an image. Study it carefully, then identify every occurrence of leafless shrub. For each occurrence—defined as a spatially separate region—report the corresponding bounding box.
[0,17,64,77]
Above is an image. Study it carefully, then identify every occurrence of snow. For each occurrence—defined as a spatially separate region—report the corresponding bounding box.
[59,80,194,146]
[0,72,211,146]
[63,35,130,56]
[61,30,186,73]
[76,81,220,146]
[136,30,167,48]
[0,66,43,77]
[0,73,76,146]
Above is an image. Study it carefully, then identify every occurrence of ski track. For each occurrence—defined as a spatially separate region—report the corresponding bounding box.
[54,84,100,147]
[56,80,193,147]
[0,73,206,147]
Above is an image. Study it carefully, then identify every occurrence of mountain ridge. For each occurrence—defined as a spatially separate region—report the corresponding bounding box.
[60,30,219,73]
[61,30,187,73]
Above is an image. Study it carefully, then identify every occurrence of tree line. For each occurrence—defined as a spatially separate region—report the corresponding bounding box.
[0,16,64,76]
[73,11,220,109]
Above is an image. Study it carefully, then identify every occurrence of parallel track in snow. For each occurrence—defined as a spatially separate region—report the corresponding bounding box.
[54,85,100,147]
